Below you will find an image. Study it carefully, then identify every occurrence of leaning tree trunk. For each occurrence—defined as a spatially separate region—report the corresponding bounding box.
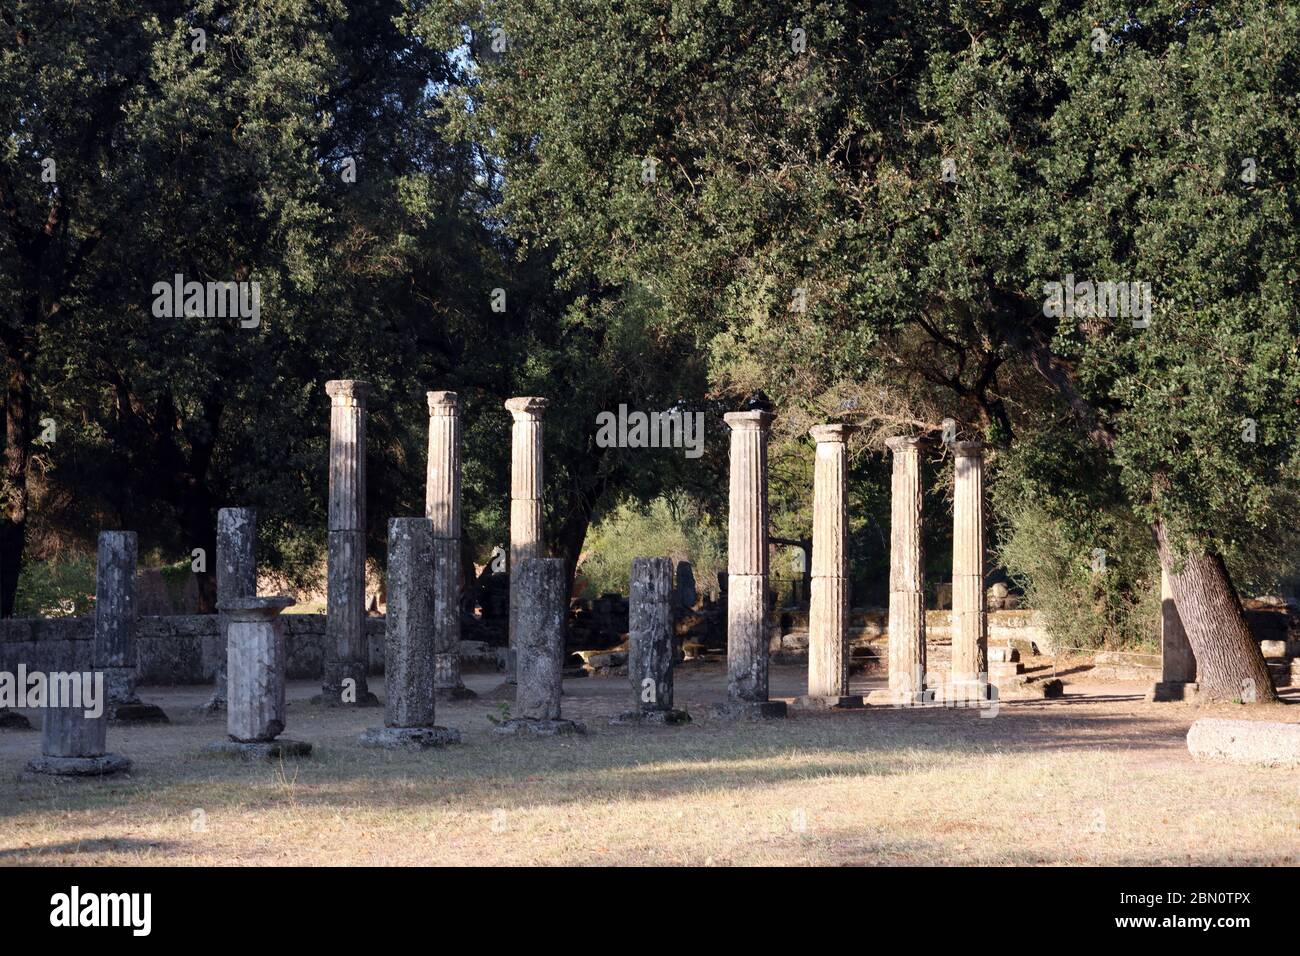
[0,348,33,617]
[1154,521,1277,703]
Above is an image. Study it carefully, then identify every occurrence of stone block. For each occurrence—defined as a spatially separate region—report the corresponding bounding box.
[1187,717,1300,767]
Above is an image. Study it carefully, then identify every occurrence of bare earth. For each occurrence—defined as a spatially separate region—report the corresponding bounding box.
[1,663,1297,866]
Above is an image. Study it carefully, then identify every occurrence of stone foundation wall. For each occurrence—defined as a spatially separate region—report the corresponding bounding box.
[0,614,388,685]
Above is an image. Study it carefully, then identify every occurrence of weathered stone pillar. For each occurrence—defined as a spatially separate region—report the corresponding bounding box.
[361,518,461,748]
[494,557,585,736]
[886,436,929,703]
[950,440,988,697]
[427,391,474,700]
[211,596,311,758]
[506,397,548,673]
[614,557,690,724]
[797,424,862,710]
[93,531,166,723]
[322,379,378,706]
[27,643,129,776]
[205,507,256,712]
[712,410,786,719]
[1147,567,1199,701]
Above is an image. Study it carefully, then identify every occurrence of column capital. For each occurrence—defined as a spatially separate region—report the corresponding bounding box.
[427,390,459,414]
[809,423,856,443]
[217,595,295,622]
[952,439,984,457]
[505,396,549,420]
[724,410,775,431]
[885,434,932,454]
[326,380,371,407]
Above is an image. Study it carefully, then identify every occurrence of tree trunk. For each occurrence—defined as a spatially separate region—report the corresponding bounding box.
[181,485,219,613]
[1154,521,1277,703]
[0,347,32,616]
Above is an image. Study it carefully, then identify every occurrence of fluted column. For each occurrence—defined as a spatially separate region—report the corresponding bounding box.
[323,379,377,706]
[492,557,586,736]
[94,531,166,722]
[614,557,690,724]
[713,410,785,718]
[1148,567,1198,701]
[93,530,138,704]
[212,595,312,758]
[27,641,130,776]
[886,436,928,703]
[950,440,987,695]
[427,391,473,698]
[360,518,461,747]
[208,507,256,711]
[506,397,548,658]
[805,424,858,706]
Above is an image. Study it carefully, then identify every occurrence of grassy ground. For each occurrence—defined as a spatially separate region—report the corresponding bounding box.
[1,663,1296,866]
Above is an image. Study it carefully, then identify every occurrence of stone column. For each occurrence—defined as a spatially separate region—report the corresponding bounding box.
[323,379,378,706]
[495,557,585,736]
[506,396,548,677]
[93,531,166,723]
[205,507,256,712]
[712,410,786,719]
[950,440,988,697]
[615,557,690,724]
[798,424,862,710]
[427,391,474,699]
[211,596,311,758]
[27,643,129,776]
[361,518,461,748]
[1148,568,1199,701]
[886,436,929,704]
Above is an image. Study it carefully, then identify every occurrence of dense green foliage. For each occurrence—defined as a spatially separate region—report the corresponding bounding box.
[4,2,1298,659]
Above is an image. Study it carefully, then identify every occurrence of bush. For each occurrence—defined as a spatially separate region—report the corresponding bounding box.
[15,552,97,617]
[578,496,725,599]
[991,431,1160,651]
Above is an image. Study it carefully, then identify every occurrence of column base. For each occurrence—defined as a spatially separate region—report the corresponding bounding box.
[196,693,226,714]
[609,709,692,726]
[319,659,380,707]
[492,717,586,737]
[26,753,131,776]
[708,700,788,720]
[791,694,865,712]
[1147,680,1198,703]
[937,680,994,704]
[359,726,462,748]
[0,708,32,730]
[108,700,169,724]
[206,739,313,759]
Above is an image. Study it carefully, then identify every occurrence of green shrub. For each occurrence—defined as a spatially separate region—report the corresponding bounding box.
[991,431,1160,651]
[15,553,97,617]
[578,496,725,599]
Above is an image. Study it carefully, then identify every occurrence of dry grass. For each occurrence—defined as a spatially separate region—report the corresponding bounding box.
[1,665,1296,866]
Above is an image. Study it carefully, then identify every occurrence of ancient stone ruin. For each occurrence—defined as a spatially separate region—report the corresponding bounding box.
[210,595,311,759]
[612,557,690,725]
[494,557,585,737]
[360,518,461,748]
